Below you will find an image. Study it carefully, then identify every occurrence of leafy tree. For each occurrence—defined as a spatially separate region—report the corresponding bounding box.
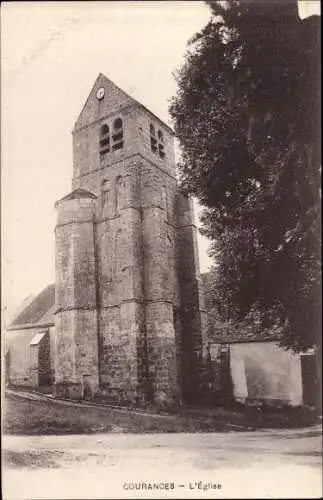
[169,0,321,351]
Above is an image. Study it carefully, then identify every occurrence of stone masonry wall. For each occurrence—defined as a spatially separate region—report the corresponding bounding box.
[93,157,145,404]
[55,195,99,398]
[140,156,181,407]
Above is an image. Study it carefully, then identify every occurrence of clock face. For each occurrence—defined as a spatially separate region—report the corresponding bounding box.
[96,87,105,100]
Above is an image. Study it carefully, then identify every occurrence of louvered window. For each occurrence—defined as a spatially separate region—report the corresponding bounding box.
[150,124,158,153]
[112,117,124,151]
[157,130,165,159]
[99,124,110,156]
[150,124,166,159]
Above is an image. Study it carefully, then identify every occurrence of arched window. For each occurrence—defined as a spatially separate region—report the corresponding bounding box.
[150,124,157,153]
[112,117,124,151]
[100,124,110,157]
[157,130,165,158]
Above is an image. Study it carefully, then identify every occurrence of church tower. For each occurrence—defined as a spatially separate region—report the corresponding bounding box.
[54,74,207,407]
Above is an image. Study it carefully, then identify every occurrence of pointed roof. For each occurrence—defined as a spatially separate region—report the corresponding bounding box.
[9,284,55,329]
[57,188,97,204]
[74,73,174,135]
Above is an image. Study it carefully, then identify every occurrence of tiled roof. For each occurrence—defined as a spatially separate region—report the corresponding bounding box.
[5,294,36,325]
[200,271,281,343]
[208,323,280,344]
[10,284,55,327]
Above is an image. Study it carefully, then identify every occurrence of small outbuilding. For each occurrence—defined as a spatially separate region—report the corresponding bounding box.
[5,284,55,387]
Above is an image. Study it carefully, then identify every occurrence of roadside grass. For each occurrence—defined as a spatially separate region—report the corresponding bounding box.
[3,392,320,436]
[177,402,320,430]
[3,449,63,469]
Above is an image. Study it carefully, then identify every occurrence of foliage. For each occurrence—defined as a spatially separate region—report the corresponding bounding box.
[169,0,321,351]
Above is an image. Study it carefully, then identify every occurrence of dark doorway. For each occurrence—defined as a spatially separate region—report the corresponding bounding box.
[301,354,320,409]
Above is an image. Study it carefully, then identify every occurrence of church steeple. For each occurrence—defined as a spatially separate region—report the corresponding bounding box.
[72,74,176,191]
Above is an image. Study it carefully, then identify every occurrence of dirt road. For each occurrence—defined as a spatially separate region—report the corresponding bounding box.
[3,426,322,499]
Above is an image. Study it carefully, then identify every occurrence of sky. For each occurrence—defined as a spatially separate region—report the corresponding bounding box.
[2,1,321,319]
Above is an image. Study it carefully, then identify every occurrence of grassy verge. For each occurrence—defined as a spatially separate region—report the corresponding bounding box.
[3,391,320,435]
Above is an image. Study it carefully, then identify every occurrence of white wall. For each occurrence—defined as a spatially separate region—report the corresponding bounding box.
[230,342,303,406]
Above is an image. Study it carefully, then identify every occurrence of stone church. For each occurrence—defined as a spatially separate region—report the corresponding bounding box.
[54,73,208,407]
[7,74,316,410]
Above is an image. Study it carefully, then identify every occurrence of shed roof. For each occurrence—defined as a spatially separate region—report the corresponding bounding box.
[30,331,47,346]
